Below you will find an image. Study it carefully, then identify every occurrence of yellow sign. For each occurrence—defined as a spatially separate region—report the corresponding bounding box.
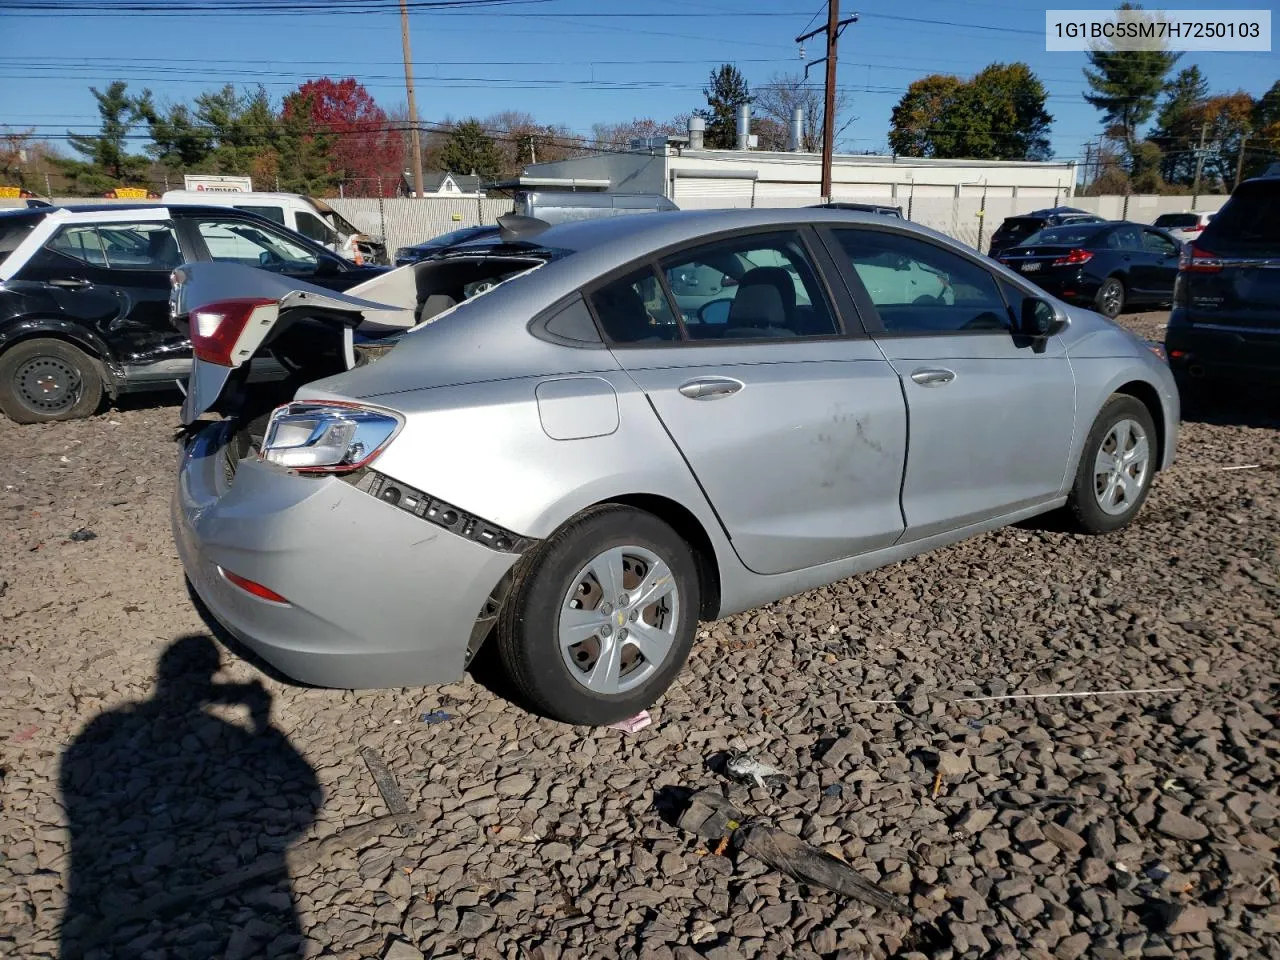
[112,187,150,199]
[0,186,21,198]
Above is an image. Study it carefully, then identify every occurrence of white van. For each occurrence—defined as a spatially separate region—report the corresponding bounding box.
[160,190,388,265]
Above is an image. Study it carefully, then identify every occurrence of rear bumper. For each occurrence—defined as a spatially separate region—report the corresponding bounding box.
[172,421,522,688]
[1007,268,1101,305]
[1165,314,1280,383]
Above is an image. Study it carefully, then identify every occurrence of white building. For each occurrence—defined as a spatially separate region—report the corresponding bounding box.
[507,113,1079,250]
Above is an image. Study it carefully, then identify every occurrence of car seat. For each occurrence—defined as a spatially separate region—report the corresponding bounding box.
[724,266,797,337]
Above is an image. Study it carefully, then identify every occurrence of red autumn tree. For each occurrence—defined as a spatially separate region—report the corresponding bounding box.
[282,78,402,197]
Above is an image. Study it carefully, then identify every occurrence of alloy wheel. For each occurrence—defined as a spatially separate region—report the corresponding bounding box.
[558,545,680,696]
[1093,418,1151,516]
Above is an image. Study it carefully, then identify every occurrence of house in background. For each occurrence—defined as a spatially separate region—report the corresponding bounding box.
[396,171,483,198]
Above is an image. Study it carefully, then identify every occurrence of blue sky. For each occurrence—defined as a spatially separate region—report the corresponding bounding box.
[3,0,1275,164]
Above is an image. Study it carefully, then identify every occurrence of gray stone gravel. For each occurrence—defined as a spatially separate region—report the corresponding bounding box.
[0,314,1277,959]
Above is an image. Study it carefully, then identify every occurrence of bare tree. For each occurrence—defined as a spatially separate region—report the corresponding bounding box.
[753,72,849,152]
[590,115,690,152]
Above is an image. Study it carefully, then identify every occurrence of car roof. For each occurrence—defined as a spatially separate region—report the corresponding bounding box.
[45,202,271,217]
[496,207,959,255]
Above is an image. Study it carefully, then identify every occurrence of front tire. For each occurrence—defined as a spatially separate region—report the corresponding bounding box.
[496,505,700,725]
[0,338,104,424]
[1094,277,1125,319]
[1067,395,1157,533]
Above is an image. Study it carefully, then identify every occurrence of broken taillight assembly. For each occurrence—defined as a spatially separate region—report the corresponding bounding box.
[259,401,403,473]
[189,297,279,366]
[1051,248,1093,266]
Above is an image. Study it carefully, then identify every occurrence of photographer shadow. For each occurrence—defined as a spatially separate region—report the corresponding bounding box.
[59,635,319,960]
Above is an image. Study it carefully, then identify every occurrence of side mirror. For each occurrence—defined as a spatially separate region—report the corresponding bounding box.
[316,255,342,276]
[1019,297,1064,338]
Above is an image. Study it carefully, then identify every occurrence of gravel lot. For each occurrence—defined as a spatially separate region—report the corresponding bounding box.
[1,312,1277,960]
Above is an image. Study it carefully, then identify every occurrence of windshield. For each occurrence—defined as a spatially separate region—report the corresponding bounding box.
[1198,181,1280,252]
[323,209,363,238]
[1153,213,1199,229]
[1022,224,1104,246]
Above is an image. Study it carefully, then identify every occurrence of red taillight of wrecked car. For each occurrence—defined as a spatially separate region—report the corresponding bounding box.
[190,298,279,366]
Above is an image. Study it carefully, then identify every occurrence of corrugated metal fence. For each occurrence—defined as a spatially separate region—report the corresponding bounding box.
[1,192,1229,255]
[327,197,514,254]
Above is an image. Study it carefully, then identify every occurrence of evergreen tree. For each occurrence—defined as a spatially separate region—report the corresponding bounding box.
[438,119,502,182]
[1150,66,1209,183]
[1082,2,1180,151]
[700,64,752,149]
[64,81,149,186]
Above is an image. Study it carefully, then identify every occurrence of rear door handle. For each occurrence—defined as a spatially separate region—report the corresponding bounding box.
[49,278,91,290]
[678,376,744,400]
[909,367,955,387]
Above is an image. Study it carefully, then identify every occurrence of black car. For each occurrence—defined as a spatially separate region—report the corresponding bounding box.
[1165,171,1280,397]
[811,201,904,218]
[989,206,1105,256]
[995,220,1182,319]
[393,224,500,266]
[0,203,387,423]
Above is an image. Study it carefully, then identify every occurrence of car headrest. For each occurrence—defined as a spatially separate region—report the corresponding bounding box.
[727,266,796,329]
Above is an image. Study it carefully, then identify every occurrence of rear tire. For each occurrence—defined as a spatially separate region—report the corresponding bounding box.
[0,338,104,424]
[1067,395,1157,534]
[496,505,700,725]
[1094,277,1125,319]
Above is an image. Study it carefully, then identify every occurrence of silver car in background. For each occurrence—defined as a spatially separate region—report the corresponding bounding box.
[171,209,1178,726]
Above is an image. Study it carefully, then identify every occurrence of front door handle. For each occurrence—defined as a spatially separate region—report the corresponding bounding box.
[678,376,744,400]
[909,367,956,387]
[50,278,91,290]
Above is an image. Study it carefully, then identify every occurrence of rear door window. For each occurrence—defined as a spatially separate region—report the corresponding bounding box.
[1103,226,1143,251]
[1142,229,1178,256]
[46,222,182,270]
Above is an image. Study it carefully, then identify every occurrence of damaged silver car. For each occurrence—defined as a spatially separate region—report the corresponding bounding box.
[172,210,1179,725]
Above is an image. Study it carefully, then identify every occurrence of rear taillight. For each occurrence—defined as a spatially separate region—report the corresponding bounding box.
[260,400,403,474]
[1179,243,1222,273]
[1052,248,1093,266]
[1185,225,1202,233]
[190,297,279,366]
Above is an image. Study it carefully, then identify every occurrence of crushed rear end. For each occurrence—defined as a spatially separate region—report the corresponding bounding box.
[170,252,547,687]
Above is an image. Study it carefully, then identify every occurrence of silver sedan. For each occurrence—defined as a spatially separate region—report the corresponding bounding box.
[171,208,1179,726]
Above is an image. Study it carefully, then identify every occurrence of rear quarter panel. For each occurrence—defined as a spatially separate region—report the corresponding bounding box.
[298,370,738,562]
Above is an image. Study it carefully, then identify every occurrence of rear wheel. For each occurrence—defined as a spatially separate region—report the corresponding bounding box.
[496,505,700,725]
[1067,395,1157,533]
[0,338,103,424]
[1094,277,1125,319]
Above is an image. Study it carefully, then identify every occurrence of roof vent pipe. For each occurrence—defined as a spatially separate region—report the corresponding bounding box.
[736,104,751,151]
[790,107,804,152]
[687,115,705,151]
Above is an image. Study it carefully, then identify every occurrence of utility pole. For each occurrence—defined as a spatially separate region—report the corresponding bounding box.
[1190,119,1209,210]
[797,3,858,202]
[399,0,425,200]
[1083,140,1093,194]
[1234,130,1251,190]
